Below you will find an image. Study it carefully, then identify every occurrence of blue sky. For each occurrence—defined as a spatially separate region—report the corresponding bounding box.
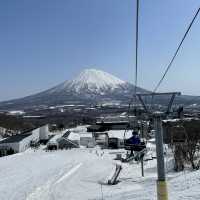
[0,0,199,101]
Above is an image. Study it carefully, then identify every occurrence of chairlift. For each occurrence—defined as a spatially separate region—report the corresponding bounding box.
[124,141,146,152]
[124,121,146,152]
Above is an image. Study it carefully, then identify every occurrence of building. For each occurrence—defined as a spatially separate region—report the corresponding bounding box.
[87,118,134,148]
[93,132,109,148]
[80,133,96,148]
[67,132,80,146]
[96,121,131,131]
[47,133,62,150]
[107,130,132,149]
[0,127,6,135]
[39,124,49,143]
[0,125,49,155]
[87,121,132,133]
[30,128,40,142]
[87,125,107,132]
[57,131,79,149]
[96,114,135,124]
[0,133,36,154]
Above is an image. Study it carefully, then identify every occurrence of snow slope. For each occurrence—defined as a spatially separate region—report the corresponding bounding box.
[0,149,115,200]
[0,148,200,199]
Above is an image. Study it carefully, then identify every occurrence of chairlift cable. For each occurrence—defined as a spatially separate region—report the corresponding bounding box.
[134,0,139,97]
[127,0,140,123]
[125,0,140,140]
[153,7,200,93]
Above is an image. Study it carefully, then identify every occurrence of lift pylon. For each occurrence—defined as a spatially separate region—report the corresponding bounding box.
[135,92,181,200]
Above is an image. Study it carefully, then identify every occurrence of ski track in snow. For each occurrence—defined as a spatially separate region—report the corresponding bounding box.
[26,163,83,200]
[55,162,82,184]
[0,148,200,200]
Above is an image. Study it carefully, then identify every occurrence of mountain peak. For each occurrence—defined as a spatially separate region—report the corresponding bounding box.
[0,68,149,109]
[68,68,125,92]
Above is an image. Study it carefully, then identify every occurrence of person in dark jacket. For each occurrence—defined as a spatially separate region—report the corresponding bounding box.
[130,131,141,145]
[126,131,141,156]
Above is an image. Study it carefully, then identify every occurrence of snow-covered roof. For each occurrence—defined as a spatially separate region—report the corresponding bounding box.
[163,117,199,123]
[70,126,88,133]
[68,132,80,141]
[8,110,25,115]
[107,130,132,139]
[48,133,64,143]
[80,133,93,138]
[0,134,31,144]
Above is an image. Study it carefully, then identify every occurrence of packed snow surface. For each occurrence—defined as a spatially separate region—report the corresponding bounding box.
[0,148,200,200]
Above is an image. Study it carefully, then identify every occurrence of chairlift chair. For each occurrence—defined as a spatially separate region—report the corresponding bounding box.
[124,129,146,152]
[124,140,146,152]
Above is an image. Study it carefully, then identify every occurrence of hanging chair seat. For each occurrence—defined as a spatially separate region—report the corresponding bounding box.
[124,141,146,152]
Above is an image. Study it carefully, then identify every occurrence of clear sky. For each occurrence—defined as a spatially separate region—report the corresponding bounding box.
[0,0,199,101]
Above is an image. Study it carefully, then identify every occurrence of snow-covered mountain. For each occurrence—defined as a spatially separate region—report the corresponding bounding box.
[67,69,126,92]
[0,69,147,109]
[48,69,126,94]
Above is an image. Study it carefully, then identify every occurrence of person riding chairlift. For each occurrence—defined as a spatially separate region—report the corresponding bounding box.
[130,131,141,145]
[126,130,141,156]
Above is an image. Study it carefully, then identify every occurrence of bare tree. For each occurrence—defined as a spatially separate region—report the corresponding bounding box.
[184,128,200,169]
[170,121,200,170]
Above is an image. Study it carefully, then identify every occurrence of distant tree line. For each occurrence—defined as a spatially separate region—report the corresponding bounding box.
[0,114,35,132]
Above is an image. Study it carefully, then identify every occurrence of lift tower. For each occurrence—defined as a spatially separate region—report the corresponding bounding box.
[136,92,181,200]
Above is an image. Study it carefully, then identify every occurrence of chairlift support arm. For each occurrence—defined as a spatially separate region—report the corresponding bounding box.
[136,92,181,96]
[137,94,149,113]
[166,93,176,114]
[136,92,181,114]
